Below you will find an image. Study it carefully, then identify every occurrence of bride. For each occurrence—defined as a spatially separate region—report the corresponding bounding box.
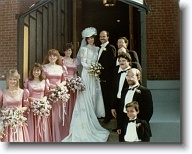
[62,27,109,142]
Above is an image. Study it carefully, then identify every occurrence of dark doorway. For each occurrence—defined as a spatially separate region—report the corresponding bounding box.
[81,0,130,49]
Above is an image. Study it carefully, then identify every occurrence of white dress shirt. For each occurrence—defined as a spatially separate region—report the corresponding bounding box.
[124,118,141,142]
[124,84,139,113]
[117,66,131,98]
[97,41,109,61]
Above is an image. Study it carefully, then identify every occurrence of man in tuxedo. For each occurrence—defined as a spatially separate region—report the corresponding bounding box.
[110,52,132,131]
[117,37,142,72]
[117,68,153,141]
[111,52,132,119]
[98,30,116,123]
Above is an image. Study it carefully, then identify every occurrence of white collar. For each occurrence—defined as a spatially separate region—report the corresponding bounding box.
[129,83,140,89]
[101,41,109,48]
[118,66,131,73]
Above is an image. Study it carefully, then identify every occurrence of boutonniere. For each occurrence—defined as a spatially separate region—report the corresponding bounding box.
[136,123,141,128]
[135,88,141,94]
[103,47,106,51]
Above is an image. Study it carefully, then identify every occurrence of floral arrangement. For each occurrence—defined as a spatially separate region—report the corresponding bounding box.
[135,89,141,94]
[48,83,70,103]
[88,62,104,80]
[136,123,141,128]
[66,76,86,93]
[1,107,28,129]
[0,117,5,139]
[31,97,52,117]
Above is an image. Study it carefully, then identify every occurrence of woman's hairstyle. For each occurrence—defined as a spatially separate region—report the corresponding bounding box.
[125,101,139,112]
[28,63,45,81]
[6,69,20,89]
[43,49,62,65]
[85,35,96,44]
[63,43,73,51]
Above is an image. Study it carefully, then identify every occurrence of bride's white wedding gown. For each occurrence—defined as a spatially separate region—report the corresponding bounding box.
[62,44,109,142]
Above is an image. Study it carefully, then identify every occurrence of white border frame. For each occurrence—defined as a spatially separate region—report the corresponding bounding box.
[0,0,191,153]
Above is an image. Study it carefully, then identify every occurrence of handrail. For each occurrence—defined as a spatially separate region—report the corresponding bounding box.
[17,0,53,19]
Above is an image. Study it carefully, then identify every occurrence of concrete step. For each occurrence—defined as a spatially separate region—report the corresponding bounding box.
[99,118,119,142]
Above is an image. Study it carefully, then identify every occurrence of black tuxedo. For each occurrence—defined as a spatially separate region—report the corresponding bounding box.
[98,43,116,120]
[111,65,129,109]
[122,118,152,142]
[129,50,139,63]
[117,85,153,141]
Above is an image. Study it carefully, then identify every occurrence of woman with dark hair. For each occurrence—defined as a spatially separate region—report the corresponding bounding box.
[42,49,68,142]
[61,43,78,138]
[63,27,109,142]
[24,63,52,142]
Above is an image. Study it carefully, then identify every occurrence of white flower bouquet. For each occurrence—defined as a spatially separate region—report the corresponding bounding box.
[31,97,52,117]
[1,107,28,128]
[88,62,104,79]
[66,76,86,93]
[48,83,70,103]
[0,117,5,139]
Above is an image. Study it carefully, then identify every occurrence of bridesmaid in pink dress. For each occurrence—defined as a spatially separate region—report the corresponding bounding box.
[42,49,68,142]
[24,63,52,142]
[0,69,30,142]
[61,43,78,139]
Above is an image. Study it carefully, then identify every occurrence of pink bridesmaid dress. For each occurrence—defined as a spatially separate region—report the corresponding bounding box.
[24,79,52,142]
[0,89,30,142]
[61,58,78,139]
[42,65,67,142]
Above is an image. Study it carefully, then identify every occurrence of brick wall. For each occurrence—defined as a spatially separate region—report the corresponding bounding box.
[146,0,180,80]
[0,0,39,79]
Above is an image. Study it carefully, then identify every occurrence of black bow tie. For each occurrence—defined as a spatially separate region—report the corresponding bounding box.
[119,70,127,74]
[128,85,139,91]
[128,119,136,123]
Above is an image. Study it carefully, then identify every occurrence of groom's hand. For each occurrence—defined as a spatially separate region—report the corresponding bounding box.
[111,109,117,118]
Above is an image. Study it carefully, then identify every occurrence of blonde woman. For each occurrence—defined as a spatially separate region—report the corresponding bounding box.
[0,69,30,142]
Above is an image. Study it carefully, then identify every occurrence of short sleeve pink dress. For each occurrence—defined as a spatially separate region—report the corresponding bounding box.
[42,64,67,142]
[0,89,30,142]
[24,78,52,142]
[61,58,78,139]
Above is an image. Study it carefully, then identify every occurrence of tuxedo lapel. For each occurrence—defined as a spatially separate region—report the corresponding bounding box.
[133,86,141,101]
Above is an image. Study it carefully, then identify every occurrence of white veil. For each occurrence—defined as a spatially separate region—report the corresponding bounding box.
[76,27,97,76]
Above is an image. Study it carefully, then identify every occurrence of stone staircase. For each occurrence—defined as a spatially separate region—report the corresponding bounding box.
[99,118,119,142]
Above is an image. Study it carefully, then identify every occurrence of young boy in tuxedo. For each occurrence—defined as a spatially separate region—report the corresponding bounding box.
[118,101,152,142]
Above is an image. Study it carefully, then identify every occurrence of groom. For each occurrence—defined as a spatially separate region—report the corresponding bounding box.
[97,30,116,123]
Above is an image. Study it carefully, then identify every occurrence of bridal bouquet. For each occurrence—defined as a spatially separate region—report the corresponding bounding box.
[1,107,28,128]
[66,76,86,93]
[0,117,5,139]
[48,83,70,103]
[88,62,104,80]
[31,97,52,117]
